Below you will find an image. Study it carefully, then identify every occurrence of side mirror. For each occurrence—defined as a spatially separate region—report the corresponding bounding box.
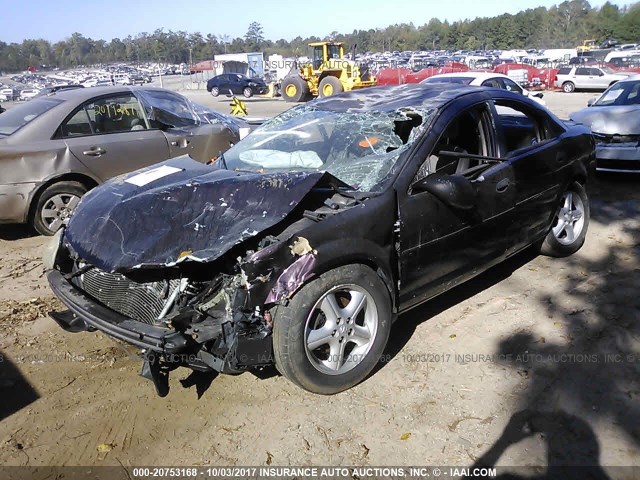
[534,92,544,99]
[587,97,597,107]
[412,173,476,210]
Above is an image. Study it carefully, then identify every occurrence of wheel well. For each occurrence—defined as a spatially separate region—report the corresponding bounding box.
[319,72,341,82]
[28,173,98,221]
[306,259,397,312]
[573,174,587,186]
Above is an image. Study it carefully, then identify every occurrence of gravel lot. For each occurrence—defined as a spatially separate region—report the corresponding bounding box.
[0,85,639,476]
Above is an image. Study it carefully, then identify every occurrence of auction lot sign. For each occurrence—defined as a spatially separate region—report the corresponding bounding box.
[1,466,637,479]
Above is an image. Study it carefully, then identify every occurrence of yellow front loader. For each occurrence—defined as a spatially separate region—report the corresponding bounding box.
[281,42,377,102]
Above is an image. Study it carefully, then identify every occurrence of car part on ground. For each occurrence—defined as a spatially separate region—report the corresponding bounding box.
[46,84,594,395]
[0,86,243,235]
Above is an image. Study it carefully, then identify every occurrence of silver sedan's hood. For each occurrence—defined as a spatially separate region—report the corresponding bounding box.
[570,105,640,135]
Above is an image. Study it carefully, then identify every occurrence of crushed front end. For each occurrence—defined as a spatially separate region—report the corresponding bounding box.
[47,234,279,396]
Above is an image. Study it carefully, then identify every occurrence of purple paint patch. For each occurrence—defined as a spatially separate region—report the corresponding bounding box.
[265,254,316,304]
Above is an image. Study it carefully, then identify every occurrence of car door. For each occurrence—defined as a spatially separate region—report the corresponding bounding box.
[216,75,231,94]
[229,75,244,94]
[60,93,170,181]
[573,67,590,88]
[591,68,609,89]
[132,88,209,160]
[491,98,569,253]
[397,101,516,310]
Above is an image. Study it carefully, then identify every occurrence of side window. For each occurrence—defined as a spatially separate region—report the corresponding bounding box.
[494,100,562,156]
[482,78,503,88]
[61,107,93,137]
[139,89,197,128]
[575,68,589,76]
[590,68,604,76]
[414,104,494,182]
[558,67,572,75]
[66,94,148,135]
[502,78,523,94]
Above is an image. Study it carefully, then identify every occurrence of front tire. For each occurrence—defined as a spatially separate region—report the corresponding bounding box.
[273,264,391,394]
[32,181,87,236]
[243,87,253,98]
[562,81,575,93]
[318,76,343,98]
[541,182,589,257]
[281,76,309,102]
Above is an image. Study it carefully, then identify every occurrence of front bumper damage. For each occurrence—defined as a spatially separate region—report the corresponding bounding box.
[593,134,640,173]
[48,260,277,396]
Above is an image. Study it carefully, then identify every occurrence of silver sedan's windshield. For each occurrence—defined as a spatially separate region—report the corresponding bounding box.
[223,105,434,192]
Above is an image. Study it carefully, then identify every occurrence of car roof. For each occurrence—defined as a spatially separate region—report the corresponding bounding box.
[310,83,518,113]
[616,73,640,82]
[428,72,507,80]
[43,86,178,102]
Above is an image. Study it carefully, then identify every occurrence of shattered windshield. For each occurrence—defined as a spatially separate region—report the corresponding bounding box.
[222,105,434,192]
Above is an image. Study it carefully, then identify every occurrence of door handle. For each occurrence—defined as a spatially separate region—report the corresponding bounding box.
[82,147,106,156]
[170,139,191,147]
[496,178,510,193]
[556,152,567,163]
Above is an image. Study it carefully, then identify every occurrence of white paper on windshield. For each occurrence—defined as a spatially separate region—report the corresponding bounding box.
[599,89,623,104]
[125,165,183,187]
[239,149,323,168]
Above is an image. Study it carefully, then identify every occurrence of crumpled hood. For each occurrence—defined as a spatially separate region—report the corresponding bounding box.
[570,105,640,135]
[65,156,334,273]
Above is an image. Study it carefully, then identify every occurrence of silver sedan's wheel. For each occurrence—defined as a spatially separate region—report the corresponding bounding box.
[273,264,392,394]
[40,193,81,232]
[541,181,589,257]
[552,191,585,245]
[32,181,88,236]
[304,285,378,375]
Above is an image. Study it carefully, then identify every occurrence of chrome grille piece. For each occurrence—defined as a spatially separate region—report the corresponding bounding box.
[80,268,179,325]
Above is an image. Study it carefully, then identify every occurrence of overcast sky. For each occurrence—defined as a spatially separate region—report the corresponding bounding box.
[2,0,628,43]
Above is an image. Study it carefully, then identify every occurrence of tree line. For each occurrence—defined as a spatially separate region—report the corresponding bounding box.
[1,0,639,72]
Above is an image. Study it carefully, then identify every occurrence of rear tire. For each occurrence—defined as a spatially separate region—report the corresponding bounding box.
[273,264,391,394]
[281,76,309,102]
[210,87,219,97]
[562,82,575,93]
[32,181,87,236]
[541,182,589,257]
[318,76,343,98]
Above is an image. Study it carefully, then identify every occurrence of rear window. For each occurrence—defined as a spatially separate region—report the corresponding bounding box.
[422,76,474,85]
[0,97,63,136]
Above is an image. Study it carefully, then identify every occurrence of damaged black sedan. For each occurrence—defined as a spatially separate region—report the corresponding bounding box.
[46,84,594,395]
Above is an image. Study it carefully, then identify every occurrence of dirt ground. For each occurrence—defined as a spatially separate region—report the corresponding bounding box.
[0,92,639,476]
